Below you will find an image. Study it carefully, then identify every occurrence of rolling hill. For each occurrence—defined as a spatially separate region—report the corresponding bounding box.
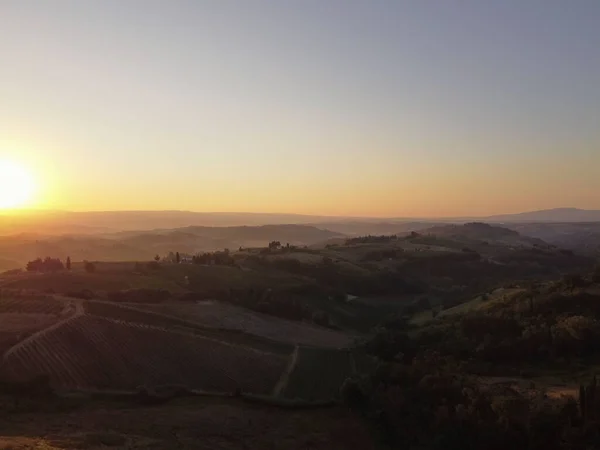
[420,222,549,248]
[508,222,600,255]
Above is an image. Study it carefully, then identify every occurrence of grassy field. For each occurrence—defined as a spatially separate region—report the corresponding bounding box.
[0,262,307,296]
[134,301,354,348]
[0,270,181,292]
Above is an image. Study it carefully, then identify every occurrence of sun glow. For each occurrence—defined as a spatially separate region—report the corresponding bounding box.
[0,159,36,209]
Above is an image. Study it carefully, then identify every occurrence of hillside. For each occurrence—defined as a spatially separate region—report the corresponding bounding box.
[0,234,598,449]
[403,267,600,380]
[307,221,438,236]
[509,222,600,255]
[421,222,547,247]
[2,224,594,331]
[0,294,364,402]
[116,224,343,249]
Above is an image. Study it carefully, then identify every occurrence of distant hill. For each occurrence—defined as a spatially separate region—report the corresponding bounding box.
[308,221,439,236]
[0,210,340,235]
[3,208,599,237]
[509,222,600,255]
[486,208,600,223]
[421,222,546,247]
[424,222,520,239]
[0,224,343,269]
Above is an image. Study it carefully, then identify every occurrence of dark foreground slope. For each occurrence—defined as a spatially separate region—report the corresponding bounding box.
[0,396,374,449]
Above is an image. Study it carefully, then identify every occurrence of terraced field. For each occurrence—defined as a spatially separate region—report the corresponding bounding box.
[281,347,355,401]
[1,315,287,394]
[0,296,66,315]
[84,300,294,355]
[0,297,73,356]
[0,297,358,396]
[83,300,194,329]
[133,301,353,348]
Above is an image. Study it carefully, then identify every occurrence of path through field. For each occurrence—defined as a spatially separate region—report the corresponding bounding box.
[272,345,299,396]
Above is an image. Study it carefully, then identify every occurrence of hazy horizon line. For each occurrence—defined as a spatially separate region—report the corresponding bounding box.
[3,206,597,220]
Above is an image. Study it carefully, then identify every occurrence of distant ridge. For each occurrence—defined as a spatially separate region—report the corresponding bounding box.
[485,208,600,223]
[1,208,599,236]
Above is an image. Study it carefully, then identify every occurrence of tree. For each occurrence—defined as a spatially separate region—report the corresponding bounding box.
[26,258,42,272]
[154,254,161,262]
[176,252,181,264]
[84,261,96,273]
[268,241,281,250]
[66,256,71,270]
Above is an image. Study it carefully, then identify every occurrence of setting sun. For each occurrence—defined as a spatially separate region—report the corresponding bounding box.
[0,159,36,209]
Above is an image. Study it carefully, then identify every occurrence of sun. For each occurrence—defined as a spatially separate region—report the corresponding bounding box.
[0,159,36,209]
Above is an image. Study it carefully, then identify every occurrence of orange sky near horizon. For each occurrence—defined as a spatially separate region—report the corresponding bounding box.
[2,135,598,218]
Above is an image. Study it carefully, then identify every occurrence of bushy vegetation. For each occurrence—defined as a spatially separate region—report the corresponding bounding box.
[26,257,65,272]
[346,235,398,245]
[342,353,591,450]
[404,282,600,369]
[192,250,235,266]
[253,255,424,296]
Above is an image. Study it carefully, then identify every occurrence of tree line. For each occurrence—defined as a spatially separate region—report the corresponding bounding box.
[25,257,96,273]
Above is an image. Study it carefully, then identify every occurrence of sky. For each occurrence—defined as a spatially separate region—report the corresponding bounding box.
[1,0,599,217]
